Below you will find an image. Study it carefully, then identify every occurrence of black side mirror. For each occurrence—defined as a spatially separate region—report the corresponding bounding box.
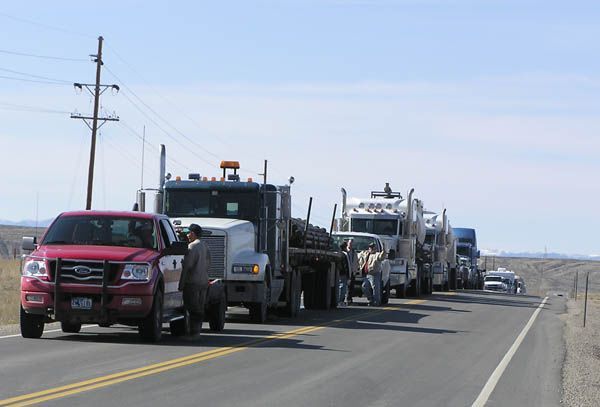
[387,249,396,260]
[164,241,188,256]
[22,236,37,251]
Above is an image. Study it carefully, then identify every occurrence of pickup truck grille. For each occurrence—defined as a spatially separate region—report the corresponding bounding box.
[203,236,225,279]
[48,260,120,285]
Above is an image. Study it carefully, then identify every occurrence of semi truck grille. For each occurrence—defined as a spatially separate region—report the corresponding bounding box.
[203,236,226,279]
[48,260,119,285]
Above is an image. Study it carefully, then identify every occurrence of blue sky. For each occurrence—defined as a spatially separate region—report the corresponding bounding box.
[1,1,599,255]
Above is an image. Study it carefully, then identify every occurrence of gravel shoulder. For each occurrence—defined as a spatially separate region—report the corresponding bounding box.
[562,294,600,406]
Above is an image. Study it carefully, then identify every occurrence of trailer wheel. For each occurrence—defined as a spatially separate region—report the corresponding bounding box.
[249,281,268,323]
[283,270,301,317]
[139,289,163,342]
[302,273,316,310]
[209,292,227,331]
[381,280,390,304]
[61,321,82,333]
[169,317,187,337]
[20,306,44,339]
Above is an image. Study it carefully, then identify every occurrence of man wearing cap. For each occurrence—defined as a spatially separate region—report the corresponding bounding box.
[178,223,211,335]
[358,242,386,306]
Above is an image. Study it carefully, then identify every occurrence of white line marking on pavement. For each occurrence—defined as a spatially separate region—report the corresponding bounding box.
[472,296,549,407]
[0,325,95,340]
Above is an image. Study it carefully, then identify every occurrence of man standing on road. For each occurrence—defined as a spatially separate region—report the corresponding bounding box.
[179,223,211,336]
[338,241,350,307]
[358,242,386,306]
[346,239,358,305]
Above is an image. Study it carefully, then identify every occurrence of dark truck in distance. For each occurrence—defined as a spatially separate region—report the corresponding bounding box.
[20,210,226,342]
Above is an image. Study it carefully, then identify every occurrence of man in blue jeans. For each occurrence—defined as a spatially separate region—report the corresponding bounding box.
[358,242,386,306]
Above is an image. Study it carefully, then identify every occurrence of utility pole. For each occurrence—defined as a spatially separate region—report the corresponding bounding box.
[71,36,120,210]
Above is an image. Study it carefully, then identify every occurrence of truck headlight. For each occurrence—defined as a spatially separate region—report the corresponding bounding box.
[122,264,151,281]
[22,260,48,277]
[232,264,260,274]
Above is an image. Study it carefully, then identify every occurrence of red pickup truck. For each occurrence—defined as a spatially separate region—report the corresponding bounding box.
[20,210,226,342]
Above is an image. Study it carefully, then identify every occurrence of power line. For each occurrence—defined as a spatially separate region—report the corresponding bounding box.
[0,11,95,39]
[105,45,234,149]
[118,120,193,172]
[0,102,70,114]
[0,66,72,84]
[116,87,218,170]
[0,48,88,62]
[0,74,69,85]
[104,66,222,162]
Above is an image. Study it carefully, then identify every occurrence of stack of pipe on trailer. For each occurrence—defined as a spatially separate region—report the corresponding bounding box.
[289,218,331,250]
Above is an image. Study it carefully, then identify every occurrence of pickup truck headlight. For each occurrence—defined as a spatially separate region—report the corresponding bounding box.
[122,264,151,281]
[22,260,48,277]
[232,264,260,274]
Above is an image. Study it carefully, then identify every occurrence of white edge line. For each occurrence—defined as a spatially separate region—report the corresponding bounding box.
[472,296,549,407]
[0,324,95,340]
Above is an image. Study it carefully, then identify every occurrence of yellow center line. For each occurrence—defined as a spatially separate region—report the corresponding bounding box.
[0,301,425,406]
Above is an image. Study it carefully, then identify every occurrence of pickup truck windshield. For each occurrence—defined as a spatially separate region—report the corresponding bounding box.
[42,216,157,249]
[485,276,503,282]
[332,235,379,252]
[350,219,400,235]
[165,189,259,222]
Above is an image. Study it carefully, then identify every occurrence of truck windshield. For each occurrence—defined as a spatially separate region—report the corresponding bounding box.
[425,232,435,244]
[332,235,379,252]
[42,216,157,249]
[485,276,503,282]
[165,189,259,222]
[457,246,470,256]
[351,219,399,235]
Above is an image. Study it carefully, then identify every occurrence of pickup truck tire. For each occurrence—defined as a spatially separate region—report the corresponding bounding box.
[381,280,390,304]
[208,292,226,331]
[139,289,163,342]
[61,321,82,333]
[20,306,44,339]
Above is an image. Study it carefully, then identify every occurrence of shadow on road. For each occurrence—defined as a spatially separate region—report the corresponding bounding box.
[430,292,548,309]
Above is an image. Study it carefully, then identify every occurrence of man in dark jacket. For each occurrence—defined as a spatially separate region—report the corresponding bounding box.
[179,223,211,335]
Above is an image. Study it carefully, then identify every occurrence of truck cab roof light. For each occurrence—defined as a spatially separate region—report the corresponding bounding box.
[175,175,182,181]
[211,177,216,182]
[202,177,208,181]
[220,160,240,170]
[220,177,225,182]
[247,177,253,182]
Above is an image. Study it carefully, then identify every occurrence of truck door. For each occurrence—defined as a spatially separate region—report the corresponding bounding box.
[158,219,184,309]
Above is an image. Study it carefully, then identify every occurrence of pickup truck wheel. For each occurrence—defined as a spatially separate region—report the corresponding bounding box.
[209,293,226,331]
[20,306,44,339]
[61,321,82,333]
[139,289,163,342]
[381,280,390,304]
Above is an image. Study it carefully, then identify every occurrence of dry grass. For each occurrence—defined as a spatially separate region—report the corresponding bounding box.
[0,259,21,324]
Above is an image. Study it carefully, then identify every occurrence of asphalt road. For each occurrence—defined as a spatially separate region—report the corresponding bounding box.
[0,291,565,407]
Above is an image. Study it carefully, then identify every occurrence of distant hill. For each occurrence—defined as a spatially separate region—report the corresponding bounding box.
[0,218,54,228]
[0,225,46,259]
[481,249,600,262]
[478,256,600,295]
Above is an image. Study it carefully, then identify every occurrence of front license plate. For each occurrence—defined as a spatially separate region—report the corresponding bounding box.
[71,297,92,310]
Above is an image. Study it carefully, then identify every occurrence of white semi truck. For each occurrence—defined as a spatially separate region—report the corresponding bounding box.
[423,209,458,291]
[138,146,344,323]
[339,184,431,297]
